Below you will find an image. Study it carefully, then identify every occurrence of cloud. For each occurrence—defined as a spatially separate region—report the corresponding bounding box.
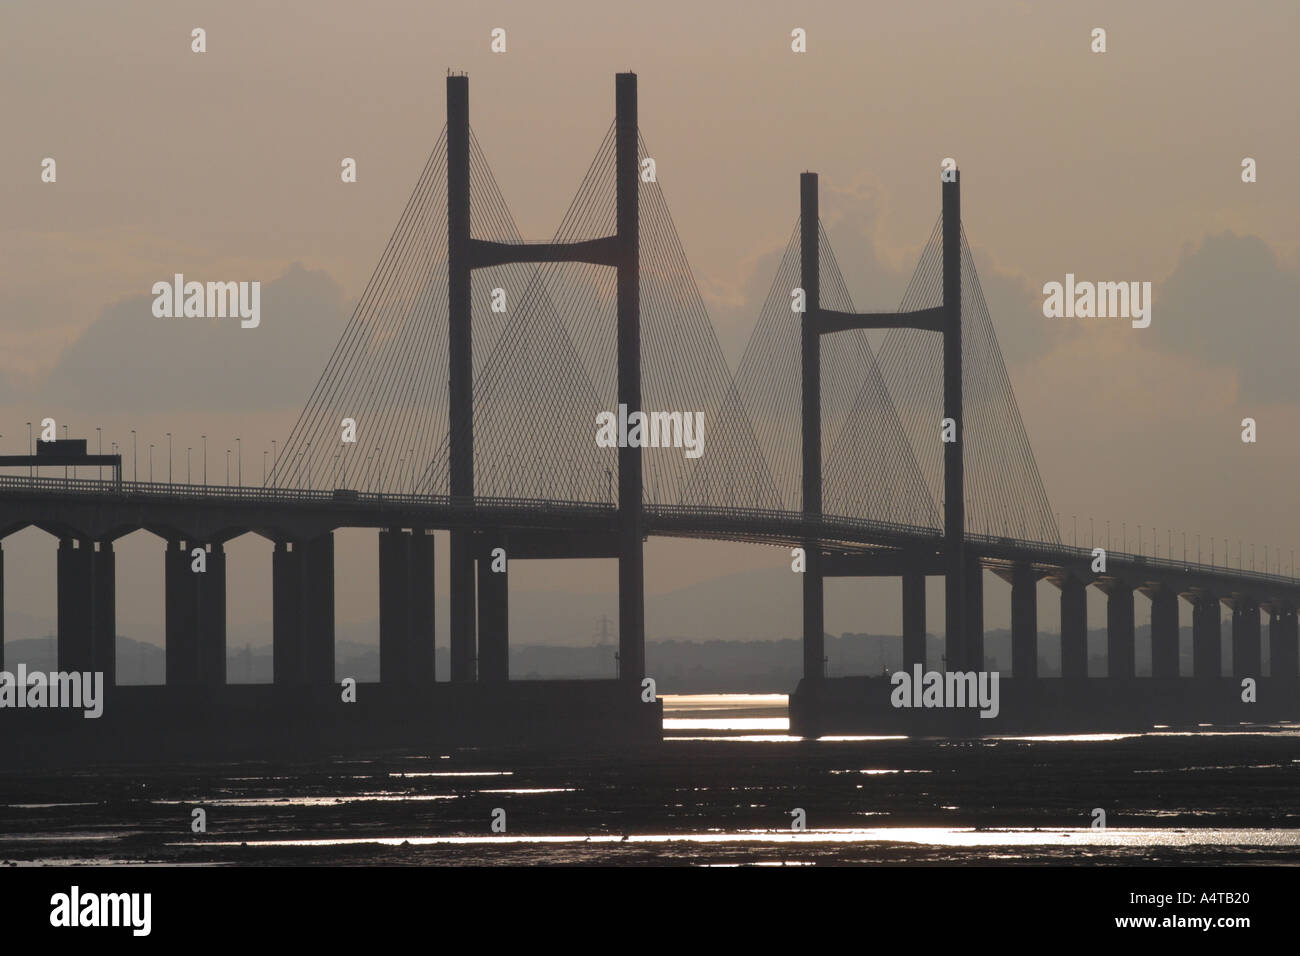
[1151,232,1300,405]
[38,264,349,414]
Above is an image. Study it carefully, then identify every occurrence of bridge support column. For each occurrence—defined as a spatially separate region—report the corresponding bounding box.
[1149,586,1180,677]
[379,530,412,682]
[942,170,965,674]
[964,556,983,670]
[91,542,115,686]
[615,70,646,685]
[1269,607,1298,677]
[0,545,4,671]
[1191,592,1221,678]
[1011,565,1038,678]
[273,536,334,685]
[272,541,301,685]
[165,541,198,684]
[410,531,436,683]
[57,538,94,673]
[301,535,334,684]
[447,72,477,685]
[200,544,225,686]
[449,535,476,681]
[478,546,509,683]
[1231,600,1261,678]
[803,549,824,678]
[799,170,824,682]
[1106,583,1135,679]
[166,541,225,686]
[902,572,925,670]
[1060,575,1088,678]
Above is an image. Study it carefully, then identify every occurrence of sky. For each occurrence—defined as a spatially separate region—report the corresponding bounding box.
[1,0,1297,655]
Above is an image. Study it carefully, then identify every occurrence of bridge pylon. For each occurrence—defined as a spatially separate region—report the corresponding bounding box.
[445,73,644,683]
[797,169,969,677]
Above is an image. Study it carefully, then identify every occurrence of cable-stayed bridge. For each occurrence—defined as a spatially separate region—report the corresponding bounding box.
[2,73,1296,748]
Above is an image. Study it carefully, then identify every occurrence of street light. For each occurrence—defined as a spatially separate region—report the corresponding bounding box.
[202,435,207,486]
[271,440,278,489]
[167,432,173,484]
[131,429,137,483]
[187,447,192,483]
[26,422,31,479]
[236,437,241,487]
[226,449,230,485]
[96,427,102,482]
[149,443,154,482]
[264,450,268,485]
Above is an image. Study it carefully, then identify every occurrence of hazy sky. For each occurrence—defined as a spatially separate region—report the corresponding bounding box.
[1,1,1297,652]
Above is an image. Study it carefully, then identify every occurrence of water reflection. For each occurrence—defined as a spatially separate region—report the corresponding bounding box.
[192,827,1300,849]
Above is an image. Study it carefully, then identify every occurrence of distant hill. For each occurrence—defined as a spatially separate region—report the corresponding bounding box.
[0,624,1232,692]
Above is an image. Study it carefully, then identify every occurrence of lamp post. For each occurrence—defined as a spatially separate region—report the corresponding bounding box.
[202,435,207,486]
[96,427,102,482]
[26,422,31,479]
[236,437,241,487]
[131,429,137,483]
[149,443,154,482]
[187,447,192,483]
[167,433,173,484]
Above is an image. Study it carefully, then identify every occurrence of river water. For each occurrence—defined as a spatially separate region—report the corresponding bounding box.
[1,694,1297,865]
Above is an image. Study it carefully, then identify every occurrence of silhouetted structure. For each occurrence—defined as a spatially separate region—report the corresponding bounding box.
[1,73,1296,759]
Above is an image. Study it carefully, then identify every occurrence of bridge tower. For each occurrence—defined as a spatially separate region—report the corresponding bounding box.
[445,73,644,684]
[798,170,968,679]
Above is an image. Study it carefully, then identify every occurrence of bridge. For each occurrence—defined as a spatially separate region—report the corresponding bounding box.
[3,73,1296,752]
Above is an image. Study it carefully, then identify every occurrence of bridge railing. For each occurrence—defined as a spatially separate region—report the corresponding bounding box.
[963,528,1298,589]
[0,472,617,517]
[1,473,1293,589]
[649,502,944,543]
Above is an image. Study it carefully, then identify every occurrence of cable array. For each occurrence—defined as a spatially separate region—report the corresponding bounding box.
[275,123,1056,543]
